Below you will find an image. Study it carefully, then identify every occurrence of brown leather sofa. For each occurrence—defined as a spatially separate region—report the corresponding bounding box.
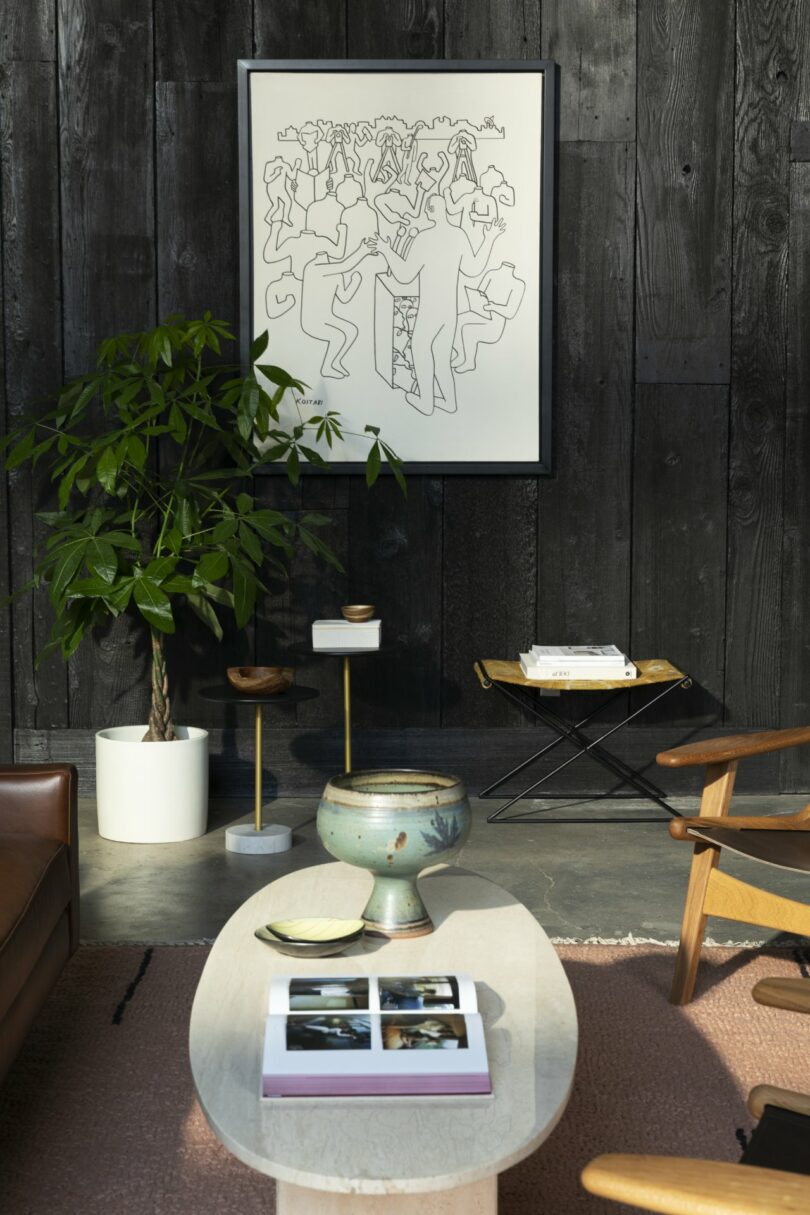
[0,764,79,1084]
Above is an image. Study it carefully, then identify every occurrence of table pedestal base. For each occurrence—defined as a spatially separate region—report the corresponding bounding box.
[277,1175,497,1214]
[225,823,292,854]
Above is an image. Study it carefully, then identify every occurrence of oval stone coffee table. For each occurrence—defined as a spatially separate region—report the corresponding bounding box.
[189,862,577,1214]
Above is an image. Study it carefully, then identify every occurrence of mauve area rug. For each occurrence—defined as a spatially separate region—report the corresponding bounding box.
[1,945,809,1214]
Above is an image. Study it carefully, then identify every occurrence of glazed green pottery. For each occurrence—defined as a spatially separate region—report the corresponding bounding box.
[316,770,471,938]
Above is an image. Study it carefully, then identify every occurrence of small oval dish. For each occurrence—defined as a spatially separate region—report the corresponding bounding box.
[254,917,364,957]
[341,604,375,623]
[226,665,294,695]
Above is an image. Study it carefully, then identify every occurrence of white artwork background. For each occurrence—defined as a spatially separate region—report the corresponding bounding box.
[250,71,543,463]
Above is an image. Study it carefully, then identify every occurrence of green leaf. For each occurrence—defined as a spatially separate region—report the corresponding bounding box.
[297,527,344,573]
[168,402,187,442]
[199,581,234,608]
[186,592,223,641]
[196,550,229,583]
[250,331,269,362]
[257,363,307,393]
[286,448,300,486]
[144,555,178,583]
[5,428,36,470]
[212,517,238,544]
[238,521,264,567]
[96,445,119,493]
[127,434,147,470]
[85,538,118,584]
[236,492,253,515]
[133,577,175,633]
[366,441,381,488]
[48,540,88,605]
[231,562,256,629]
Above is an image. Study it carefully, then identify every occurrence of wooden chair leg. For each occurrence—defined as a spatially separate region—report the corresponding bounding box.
[670,843,720,1004]
[670,761,737,1005]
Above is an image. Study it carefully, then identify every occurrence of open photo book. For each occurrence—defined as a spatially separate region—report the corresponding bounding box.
[261,973,491,1098]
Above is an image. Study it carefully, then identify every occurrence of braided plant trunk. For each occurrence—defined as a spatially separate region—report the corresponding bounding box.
[142,629,177,742]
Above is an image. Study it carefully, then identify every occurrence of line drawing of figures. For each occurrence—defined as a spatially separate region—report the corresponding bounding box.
[368,196,505,415]
[452,262,525,372]
[447,129,478,185]
[337,176,379,247]
[372,127,403,183]
[264,221,347,278]
[300,240,375,379]
[479,164,516,211]
[265,269,300,320]
[306,187,344,242]
[446,178,498,252]
[263,157,299,227]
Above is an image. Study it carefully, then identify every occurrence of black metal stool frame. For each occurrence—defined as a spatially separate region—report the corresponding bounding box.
[476,659,692,824]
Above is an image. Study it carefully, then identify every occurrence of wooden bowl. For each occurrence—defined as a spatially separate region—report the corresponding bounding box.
[341,604,375,622]
[226,666,294,695]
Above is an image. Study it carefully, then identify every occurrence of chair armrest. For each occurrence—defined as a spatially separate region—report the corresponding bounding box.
[752,978,810,1015]
[657,726,810,768]
[0,764,78,846]
[669,804,810,840]
[748,1084,810,1120]
[581,1153,810,1214]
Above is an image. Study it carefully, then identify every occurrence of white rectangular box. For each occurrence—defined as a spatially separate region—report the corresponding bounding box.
[312,619,381,650]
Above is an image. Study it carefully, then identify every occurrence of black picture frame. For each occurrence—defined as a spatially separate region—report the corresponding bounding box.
[238,58,556,475]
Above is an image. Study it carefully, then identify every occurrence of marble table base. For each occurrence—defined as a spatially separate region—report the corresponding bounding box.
[277,1175,496,1214]
[225,823,292,854]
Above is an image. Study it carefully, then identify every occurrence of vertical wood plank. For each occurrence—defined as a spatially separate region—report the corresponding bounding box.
[347,0,442,59]
[253,1,346,58]
[441,0,539,729]
[444,0,540,59]
[780,161,810,788]
[155,0,251,82]
[632,385,729,722]
[725,0,809,725]
[635,0,734,384]
[0,1,54,62]
[542,0,635,142]
[59,0,156,727]
[344,0,445,732]
[537,142,634,671]
[0,51,68,731]
[0,156,10,760]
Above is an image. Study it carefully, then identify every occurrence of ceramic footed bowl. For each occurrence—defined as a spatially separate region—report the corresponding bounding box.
[316,770,471,939]
[226,665,294,695]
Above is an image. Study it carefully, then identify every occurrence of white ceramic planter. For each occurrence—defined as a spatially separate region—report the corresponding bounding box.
[95,725,209,843]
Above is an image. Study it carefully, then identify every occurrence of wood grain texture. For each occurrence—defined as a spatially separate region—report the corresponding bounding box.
[537,142,634,706]
[0,59,68,730]
[725,0,810,727]
[780,162,810,790]
[790,120,810,161]
[751,979,810,1016]
[0,0,55,63]
[635,0,734,383]
[659,727,810,767]
[705,867,810,936]
[348,476,443,728]
[582,1154,810,1215]
[0,173,9,761]
[18,724,784,796]
[347,0,442,59]
[253,0,346,58]
[156,82,240,320]
[444,0,540,59]
[542,0,635,141]
[155,0,251,82]
[632,386,728,723]
[58,0,156,727]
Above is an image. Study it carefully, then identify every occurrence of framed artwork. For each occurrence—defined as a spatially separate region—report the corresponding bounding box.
[238,59,556,474]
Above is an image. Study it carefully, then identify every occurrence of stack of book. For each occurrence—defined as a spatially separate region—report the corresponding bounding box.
[518,644,638,681]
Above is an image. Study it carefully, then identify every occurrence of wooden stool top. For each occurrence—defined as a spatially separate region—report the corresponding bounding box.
[474,658,686,692]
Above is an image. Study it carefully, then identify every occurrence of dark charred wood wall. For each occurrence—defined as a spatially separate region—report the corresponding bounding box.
[1,0,809,795]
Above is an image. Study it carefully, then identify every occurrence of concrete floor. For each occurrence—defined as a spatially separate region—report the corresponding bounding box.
[78,793,810,945]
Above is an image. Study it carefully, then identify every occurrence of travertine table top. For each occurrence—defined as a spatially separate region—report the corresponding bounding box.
[189,861,577,1196]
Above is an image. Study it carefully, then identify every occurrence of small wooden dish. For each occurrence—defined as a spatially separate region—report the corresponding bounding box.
[341,604,375,622]
[226,666,294,695]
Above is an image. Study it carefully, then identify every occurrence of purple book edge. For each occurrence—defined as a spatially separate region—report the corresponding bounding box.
[262,1072,492,1098]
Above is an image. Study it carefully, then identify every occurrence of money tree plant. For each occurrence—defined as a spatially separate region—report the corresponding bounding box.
[1,314,404,741]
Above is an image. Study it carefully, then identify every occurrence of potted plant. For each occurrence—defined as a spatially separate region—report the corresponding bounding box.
[1,314,404,842]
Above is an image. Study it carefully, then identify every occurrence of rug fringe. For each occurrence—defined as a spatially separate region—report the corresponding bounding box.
[549,934,803,947]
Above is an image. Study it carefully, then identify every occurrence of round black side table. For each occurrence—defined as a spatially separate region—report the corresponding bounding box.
[200,683,318,854]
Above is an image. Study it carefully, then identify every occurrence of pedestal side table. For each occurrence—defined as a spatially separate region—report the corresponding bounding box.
[302,647,385,774]
[200,683,319,854]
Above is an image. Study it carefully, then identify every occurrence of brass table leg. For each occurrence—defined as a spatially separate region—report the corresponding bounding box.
[343,656,352,774]
[255,702,263,831]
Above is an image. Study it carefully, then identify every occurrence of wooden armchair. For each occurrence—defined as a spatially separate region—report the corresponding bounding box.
[581,980,810,1213]
[657,726,810,1005]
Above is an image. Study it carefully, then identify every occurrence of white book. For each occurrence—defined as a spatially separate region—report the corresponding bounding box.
[520,653,637,681]
[529,644,628,664]
[262,973,491,1099]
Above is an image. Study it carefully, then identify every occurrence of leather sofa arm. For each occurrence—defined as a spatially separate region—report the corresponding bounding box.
[0,764,78,846]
